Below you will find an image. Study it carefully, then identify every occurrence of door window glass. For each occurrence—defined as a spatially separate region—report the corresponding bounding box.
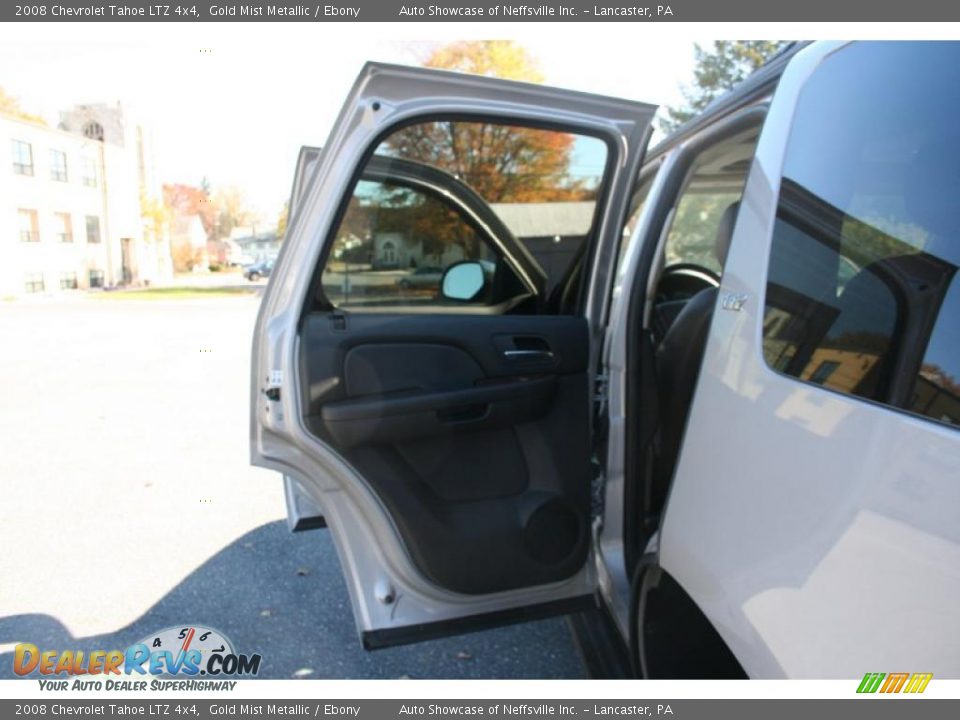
[319,120,608,311]
[322,178,496,307]
[762,42,960,428]
[663,126,761,274]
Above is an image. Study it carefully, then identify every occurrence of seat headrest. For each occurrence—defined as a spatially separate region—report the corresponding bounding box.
[714,201,740,269]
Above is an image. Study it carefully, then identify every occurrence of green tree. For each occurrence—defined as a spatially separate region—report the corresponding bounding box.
[660,41,789,133]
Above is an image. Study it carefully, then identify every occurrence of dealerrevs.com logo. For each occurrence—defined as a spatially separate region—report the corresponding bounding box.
[13,625,261,691]
[857,672,933,694]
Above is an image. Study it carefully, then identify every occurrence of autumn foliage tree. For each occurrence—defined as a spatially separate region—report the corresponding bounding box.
[422,40,545,83]
[384,41,587,204]
[163,183,217,236]
[345,41,591,263]
[386,121,588,203]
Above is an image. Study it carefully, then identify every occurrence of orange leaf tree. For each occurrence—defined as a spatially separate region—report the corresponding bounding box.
[385,41,589,204]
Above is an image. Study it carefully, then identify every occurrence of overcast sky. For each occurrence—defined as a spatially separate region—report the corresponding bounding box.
[2,24,699,224]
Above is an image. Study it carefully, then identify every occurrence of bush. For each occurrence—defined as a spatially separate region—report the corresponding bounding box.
[172,244,206,272]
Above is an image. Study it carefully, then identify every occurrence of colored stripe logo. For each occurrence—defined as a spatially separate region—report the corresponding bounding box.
[857,672,932,694]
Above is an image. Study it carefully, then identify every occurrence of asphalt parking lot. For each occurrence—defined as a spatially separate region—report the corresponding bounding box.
[0,292,585,679]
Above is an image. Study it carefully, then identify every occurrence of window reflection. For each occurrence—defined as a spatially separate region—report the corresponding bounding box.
[761,42,960,428]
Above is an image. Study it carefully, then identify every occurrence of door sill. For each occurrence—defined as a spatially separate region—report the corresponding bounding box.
[362,595,594,650]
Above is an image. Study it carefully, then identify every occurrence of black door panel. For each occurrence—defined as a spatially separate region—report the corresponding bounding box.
[299,312,591,595]
[321,375,559,447]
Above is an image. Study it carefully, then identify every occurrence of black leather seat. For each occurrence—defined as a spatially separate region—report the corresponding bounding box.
[650,202,739,512]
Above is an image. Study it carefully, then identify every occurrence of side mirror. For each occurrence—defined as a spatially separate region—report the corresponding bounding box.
[441,261,486,302]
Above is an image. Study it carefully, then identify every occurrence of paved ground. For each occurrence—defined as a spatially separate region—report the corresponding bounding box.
[0,293,585,679]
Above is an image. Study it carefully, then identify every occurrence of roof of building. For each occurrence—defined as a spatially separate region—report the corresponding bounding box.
[491,202,595,238]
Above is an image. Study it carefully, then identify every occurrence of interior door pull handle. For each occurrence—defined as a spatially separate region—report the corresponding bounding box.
[503,349,554,360]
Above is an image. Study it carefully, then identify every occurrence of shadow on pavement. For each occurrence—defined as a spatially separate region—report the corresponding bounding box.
[0,521,585,680]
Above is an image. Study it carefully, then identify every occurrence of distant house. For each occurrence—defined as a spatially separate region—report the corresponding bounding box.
[208,237,244,267]
[169,214,208,271]
[491,201,595,240]
[232,230,280,263]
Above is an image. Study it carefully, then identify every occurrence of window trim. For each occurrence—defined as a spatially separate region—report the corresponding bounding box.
[24,272,45,293]
[85,215,102,244]
[49,148,68,182]
[17,208,39,243]
[81,156,98,187]
[54,212,73,243]
[59,271,78,290]
[12,139,34,176]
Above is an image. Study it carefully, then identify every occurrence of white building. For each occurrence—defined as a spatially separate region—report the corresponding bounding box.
[0,103,172,297]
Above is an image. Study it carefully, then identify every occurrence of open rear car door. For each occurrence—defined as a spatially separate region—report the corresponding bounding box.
[252,63,655,648]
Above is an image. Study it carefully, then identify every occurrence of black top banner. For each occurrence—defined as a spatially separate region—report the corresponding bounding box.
[6,0,960,22]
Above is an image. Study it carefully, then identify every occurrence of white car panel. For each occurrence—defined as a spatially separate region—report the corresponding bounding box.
[659,41,960,678]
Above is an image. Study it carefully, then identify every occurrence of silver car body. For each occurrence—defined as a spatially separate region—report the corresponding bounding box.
[253,44,960,675]
[251,62,653,641]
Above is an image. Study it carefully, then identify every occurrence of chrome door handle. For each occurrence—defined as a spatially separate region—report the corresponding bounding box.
[503,349,554,360]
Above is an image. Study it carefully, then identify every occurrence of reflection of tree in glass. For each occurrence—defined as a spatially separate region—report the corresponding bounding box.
[840,215,926,267]
[383,122,593,204]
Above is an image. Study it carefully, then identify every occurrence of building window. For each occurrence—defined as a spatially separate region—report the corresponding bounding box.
[83,122,104,141]
[89,269,104,288]
[86,215,101,243]
[49,149,68,182]
[54,212,73,243]
[808,361,841,386]
[18,209,39,242]
[24,272,44,294]
[60,271,78,290]
[12,139,33,175]
[81,156,97,187]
